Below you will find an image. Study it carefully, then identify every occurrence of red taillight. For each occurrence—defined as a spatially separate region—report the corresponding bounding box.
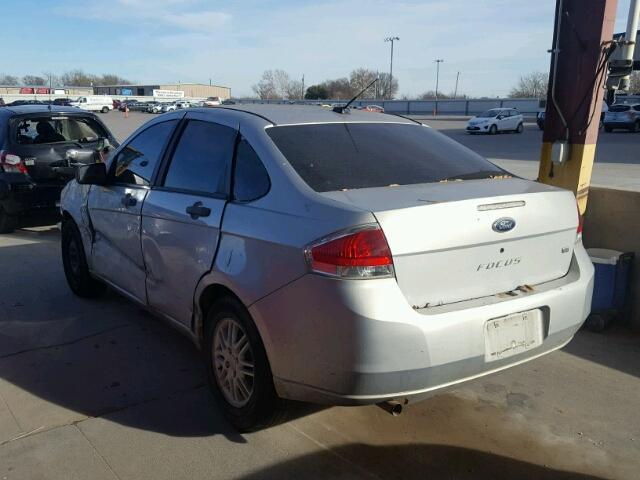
[305,225,395,279]
[0,151,27,174]
[576,203,583,237]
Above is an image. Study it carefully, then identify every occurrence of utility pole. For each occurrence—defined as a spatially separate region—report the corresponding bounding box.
[434,59,444,115]
[538,0,618,214]
[384,36,399,99]
[301,74,305,100]
[454,71,460,99]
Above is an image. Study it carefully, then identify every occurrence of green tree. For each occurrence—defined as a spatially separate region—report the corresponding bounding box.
[305,85,328,99]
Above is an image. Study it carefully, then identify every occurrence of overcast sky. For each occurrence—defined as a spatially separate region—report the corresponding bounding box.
[2,0,634,97]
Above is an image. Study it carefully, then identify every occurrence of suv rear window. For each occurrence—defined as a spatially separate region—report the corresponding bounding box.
[13,115,108,145]
[266,123,504,192]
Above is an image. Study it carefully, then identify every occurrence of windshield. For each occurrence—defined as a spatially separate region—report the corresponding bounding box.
[266,123,504,192]
[477,110,500,118]
[14,116,109,145]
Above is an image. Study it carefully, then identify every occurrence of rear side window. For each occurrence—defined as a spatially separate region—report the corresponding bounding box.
[163,120,236,196]
[233,139,270,202]
[266,123,503,192]
[112,120,177,186]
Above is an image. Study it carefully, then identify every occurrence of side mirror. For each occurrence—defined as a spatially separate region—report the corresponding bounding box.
[496,115,504,120]
[76,162,107,185]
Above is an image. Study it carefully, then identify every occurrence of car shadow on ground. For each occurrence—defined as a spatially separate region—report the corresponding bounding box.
[0,230,325,442]
[563,325,640,379]
[233,443,607,480]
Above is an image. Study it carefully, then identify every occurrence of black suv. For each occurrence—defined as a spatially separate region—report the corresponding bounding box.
[0,105,118,232]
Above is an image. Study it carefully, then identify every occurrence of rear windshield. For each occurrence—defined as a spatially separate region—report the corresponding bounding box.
[13,115,108,145]
[609,105,631,112]
[266,123,504,192]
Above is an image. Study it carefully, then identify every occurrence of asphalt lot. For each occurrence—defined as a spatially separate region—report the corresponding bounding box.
[1,110,639,479]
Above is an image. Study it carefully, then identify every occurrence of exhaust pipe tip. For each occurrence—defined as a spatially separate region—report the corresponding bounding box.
[377,400,404,416]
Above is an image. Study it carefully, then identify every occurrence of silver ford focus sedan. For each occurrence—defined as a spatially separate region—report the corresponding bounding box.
[60,105,594,431]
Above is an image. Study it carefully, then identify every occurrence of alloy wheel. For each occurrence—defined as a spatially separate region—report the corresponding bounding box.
[212,317,255,408]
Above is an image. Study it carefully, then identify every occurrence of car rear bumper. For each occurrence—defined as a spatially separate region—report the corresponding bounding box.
[250,242,594,405]
[0,179,64,216]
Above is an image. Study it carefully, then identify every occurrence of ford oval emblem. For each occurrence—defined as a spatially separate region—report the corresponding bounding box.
[492,217,516,233]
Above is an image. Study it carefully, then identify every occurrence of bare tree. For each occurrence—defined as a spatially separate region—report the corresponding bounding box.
[272,70,292,99]
[321,78,354,99]
[349,68,377,99]
[628,71,640,94]
[22,75,47,86]
[252,70,278,99]
[285,79,304,100]
[376,72,398,100]
[509,71,548,98]
[61,70,101,87]
[0,74,19,85]
[99,74,132,85]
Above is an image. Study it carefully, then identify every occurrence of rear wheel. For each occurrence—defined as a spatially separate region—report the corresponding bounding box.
[61,219,106,297]
[101,106,109,114]
[204,297,284,432]
[0,207,17,234]
[489,124,497,135]
[516,123,524,133]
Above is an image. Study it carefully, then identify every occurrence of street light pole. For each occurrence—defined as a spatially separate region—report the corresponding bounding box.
[384,36,399,99]
[434,59,444,115]
[454,71,460,99]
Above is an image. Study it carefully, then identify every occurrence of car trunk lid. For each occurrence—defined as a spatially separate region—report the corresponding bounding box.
[322,178,578,308]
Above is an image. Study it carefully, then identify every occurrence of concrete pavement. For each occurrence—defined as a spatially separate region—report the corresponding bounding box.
[1,227,639,479]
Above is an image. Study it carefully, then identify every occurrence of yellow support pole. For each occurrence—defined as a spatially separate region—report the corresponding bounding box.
[538,0,618,215]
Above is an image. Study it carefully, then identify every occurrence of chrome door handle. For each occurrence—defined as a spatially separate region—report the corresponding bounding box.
[186,201,211,219]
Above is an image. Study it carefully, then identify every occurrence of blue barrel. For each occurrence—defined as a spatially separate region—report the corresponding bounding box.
[587,248,633,313]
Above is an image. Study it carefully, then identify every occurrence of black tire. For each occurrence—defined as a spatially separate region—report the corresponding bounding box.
[489,124,498,135]
[101,106,109,114]
[633,121,640,133]
[61,219,106,298]
[204,296,284,432]
[604,126,612,133]
[0,207,17,234]
[516,123,524,133]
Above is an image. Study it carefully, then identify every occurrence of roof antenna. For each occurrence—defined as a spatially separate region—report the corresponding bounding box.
[333,77,378,114]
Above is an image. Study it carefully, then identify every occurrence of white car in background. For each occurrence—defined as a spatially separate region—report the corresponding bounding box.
[204,96,221,107]
[467,108,524,134]
[70,96,114,114]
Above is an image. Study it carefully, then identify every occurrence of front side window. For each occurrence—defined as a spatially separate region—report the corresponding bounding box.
[163,120,236,195]
[267,123,504,192]
[112,120,177,186]
[233,139,270,202]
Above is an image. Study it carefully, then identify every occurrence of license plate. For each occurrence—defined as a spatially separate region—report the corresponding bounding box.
[484,309,543,362]
[24,159,35,166]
